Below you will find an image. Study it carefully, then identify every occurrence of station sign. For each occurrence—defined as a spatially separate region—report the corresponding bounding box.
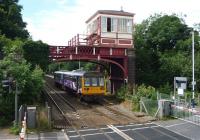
[174,77,187,90]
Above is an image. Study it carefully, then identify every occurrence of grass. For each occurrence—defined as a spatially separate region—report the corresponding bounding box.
[9,124,20,135]
[37,107,51,131]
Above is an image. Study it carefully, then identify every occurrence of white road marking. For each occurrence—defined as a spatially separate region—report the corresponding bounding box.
[107,125,134,140]
[69,132,103,138]
[178,117,200,126]
[67,124,159,138]
[0,139,18,140]
[67,128,98,132]
[155,123,192,140]
[165,122,188,128]
[62,129,70,140]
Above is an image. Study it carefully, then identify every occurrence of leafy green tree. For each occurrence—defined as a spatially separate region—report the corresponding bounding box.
[0,39,44,125]
[0,0,29,39]
[22,40,49,71]
[134,14,200,93]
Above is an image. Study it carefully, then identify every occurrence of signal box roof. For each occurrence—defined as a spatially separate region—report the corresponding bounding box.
[86,10,135,23]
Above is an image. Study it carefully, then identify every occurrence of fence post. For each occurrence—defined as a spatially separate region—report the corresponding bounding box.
[47,106,51,127]
[140,101,142,112]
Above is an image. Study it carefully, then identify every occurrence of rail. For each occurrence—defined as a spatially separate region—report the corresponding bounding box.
[44,82,88,129]
[44,84,71,127]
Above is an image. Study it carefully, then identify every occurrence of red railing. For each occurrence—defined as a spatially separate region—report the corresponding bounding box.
[49,46,127,58]
[68,34,88,46]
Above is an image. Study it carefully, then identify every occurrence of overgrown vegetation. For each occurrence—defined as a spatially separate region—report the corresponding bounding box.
[116,84,157,111]
[37,107,51,131]
[134,13,200,93]
[10,124,20,135]
[0,1,48,126]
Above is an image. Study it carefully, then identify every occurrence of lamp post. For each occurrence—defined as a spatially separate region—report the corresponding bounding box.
[13,53,21,126]
[192,31,195,99]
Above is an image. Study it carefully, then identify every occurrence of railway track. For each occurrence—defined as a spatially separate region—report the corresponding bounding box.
[45,75,154,128]
[44,82,88,129]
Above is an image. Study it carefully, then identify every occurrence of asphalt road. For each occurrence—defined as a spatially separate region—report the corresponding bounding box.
[66,123,190,140]
[2,121,199,140]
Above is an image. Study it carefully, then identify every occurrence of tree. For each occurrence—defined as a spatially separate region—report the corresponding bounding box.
[0,0,29,39]
[0,39,44,125]
[134,14,200,93]
[22,40,49,72]
[146,15,192,51]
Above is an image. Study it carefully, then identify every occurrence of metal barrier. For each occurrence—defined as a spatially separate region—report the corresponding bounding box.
[19,112,27,140]
[139,93,200,125]
[171,101,200,125]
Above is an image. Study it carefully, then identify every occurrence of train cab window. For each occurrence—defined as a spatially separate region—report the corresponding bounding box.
[99,77,104,86]
[91,78,98,86]
[84,78,90,86]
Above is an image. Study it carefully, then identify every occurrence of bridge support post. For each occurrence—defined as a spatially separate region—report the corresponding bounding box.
[110,59,126,94]
[127,48,135,91]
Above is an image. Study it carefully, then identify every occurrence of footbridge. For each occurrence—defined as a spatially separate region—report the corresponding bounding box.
[49,34,135,93]
[49,10,136,93]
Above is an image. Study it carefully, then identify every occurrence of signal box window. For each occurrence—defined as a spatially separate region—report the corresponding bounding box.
[107,17,111,32]
[101,17,117,32]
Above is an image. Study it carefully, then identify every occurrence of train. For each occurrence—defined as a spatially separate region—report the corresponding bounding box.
[54,69,106,100]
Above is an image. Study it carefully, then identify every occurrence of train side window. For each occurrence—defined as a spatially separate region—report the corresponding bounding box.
[84,78,90,86]
[99,77,104,86]
[77,77,81,88]
[91,77,98,86]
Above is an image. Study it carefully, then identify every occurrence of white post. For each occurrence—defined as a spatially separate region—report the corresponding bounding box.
[93,47,95,55]
[192,31,195,99]
[75,47,78,54]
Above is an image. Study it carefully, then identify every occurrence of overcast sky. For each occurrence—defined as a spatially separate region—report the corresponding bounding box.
[19,0,200,45]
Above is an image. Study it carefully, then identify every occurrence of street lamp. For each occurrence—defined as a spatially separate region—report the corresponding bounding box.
[13,53,22,126]
[192,31,195,100]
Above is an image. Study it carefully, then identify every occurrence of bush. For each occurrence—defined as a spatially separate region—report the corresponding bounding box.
[136,84,156,99]
[115,85,129,100]
[10,124,20,135]
[158,83,172,94]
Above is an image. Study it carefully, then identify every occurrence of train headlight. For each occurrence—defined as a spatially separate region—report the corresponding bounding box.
[84,87,89,90]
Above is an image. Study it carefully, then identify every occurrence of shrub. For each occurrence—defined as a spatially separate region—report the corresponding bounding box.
[115,85,128,100]
[10,124,20,135]
[136,84,156,99]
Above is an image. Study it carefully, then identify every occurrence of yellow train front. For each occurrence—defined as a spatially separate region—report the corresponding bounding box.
[80,71,106,101]
[54,70,106,101]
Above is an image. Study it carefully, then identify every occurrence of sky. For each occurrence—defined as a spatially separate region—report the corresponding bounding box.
[19,0,200,46]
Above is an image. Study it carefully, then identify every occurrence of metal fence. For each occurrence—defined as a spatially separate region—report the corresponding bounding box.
[140,92,200,125]
[139,93,171,117]
[140,98,159,117]
[171,101,200,125]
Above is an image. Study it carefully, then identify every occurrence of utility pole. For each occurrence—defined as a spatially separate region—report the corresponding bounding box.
[192,31,195,99]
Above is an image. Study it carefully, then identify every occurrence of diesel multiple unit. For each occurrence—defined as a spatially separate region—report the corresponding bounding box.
[54,70,106,99]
